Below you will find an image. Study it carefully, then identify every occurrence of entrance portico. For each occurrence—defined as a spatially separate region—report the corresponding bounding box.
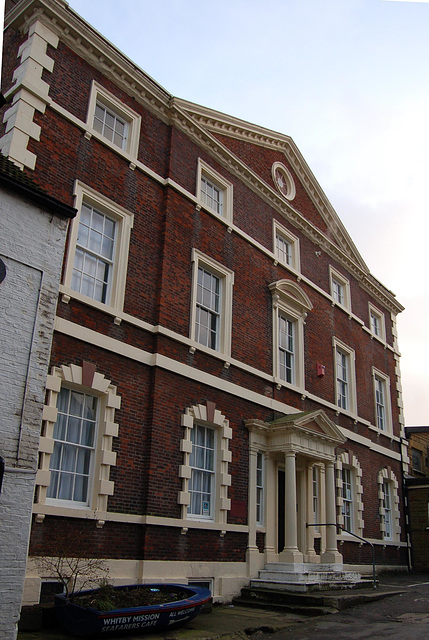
[246,410,347,575]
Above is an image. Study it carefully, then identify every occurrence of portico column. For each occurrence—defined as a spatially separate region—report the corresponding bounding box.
[264,453,277,563]
[305,463,317,562]
[247,448,258,550]
[246,448,260,576]
[321,460,343,565]
[279,451,303,563]
[319,464,326,554]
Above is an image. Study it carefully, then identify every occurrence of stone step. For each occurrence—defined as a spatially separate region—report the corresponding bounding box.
[232,584,404,615]
[232,595,338,616]
[240,586,344,606]
[250,578,359,593]
[257,570,361,583]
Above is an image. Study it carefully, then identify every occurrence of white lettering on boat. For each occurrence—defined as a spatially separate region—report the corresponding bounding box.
[101,612,161,632]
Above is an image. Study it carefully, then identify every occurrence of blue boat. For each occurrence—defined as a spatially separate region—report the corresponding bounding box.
[54,583,211,637]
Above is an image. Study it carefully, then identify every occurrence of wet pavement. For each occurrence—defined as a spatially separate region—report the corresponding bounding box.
[17,573,429,640]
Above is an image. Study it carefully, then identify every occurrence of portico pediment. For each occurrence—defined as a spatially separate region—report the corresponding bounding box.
[246,410,346,461]
[271,410,345,442]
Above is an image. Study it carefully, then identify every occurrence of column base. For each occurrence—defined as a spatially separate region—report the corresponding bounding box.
[279,548,304,563]
[264,545,277,565]
[246,546,262,577]
[320,549,343,564]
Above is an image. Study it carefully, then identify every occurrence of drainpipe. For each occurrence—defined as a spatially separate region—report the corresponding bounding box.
[399,436,413,571]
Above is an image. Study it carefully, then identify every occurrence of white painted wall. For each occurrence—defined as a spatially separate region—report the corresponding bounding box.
[0,183,69,640]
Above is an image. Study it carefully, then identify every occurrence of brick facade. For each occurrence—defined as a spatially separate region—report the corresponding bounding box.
[405,427,429,570]
[1,0,409,613]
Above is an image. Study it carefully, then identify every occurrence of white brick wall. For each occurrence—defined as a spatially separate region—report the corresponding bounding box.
[0,186,69,640]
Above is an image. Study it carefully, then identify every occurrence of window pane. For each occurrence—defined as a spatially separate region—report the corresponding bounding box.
[53,413,68,441]
[67,417,81,444]
[76,448,91,474]
[77,222,89,248]
[49,442,62,470]
[74,475,88,503]
[47,470,58,498]
[58,473,74,501]
[61,444,76,472]
[81,421,95,447]
[89,228,103,254]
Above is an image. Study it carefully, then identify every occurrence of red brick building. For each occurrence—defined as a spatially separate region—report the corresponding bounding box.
[405,427,429,571]
[2,0,409,605]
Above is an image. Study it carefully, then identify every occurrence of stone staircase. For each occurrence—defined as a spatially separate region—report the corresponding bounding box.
[251,562,364,593]
[232,564,385,616]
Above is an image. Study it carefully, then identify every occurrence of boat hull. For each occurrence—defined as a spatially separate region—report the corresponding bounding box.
[54,583,211,637]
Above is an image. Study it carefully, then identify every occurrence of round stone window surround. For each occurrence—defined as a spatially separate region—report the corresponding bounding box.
[272,161,296,201]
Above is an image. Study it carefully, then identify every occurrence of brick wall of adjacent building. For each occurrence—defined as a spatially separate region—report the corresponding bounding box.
[407,485,429,570]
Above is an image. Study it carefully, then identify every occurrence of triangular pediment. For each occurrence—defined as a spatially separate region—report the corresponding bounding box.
[174,98,369,273]
[270,409,346,446]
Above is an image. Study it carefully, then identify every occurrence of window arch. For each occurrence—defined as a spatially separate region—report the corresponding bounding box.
[377,467,401,541]
[35,362,120,525]
[336,451,364,537]
[178,402,232,524]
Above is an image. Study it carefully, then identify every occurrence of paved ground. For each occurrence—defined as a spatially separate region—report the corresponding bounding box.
[254,574,429,640]
[17,573,429,640]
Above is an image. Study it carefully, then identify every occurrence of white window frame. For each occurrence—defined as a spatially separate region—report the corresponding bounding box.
[372,368,393,433]
[196,158,233,222]
[188,424,216,519]
[61,182,133,313]
[256,451,265,526]
[46,387,99,508]
[179,403,232,524]
[329,266,351,311]
[278,313,296,384]
[377,468,400,542]
[341,467,353,532]
[333,338,357,415]
[382,480,392,540]
[86,81,141,158]
[273,220,300,272]
[369,303,386,342]
[35,363,120,521]
[270,280,312,391]
[189,249,234,357]
[336,452,364,537]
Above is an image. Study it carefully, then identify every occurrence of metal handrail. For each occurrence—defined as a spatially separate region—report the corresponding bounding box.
[306,522,377,589]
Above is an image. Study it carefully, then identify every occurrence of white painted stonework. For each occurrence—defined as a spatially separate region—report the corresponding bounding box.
[0,185,69,639]
[246,410,346,570]
[1,20,58,169]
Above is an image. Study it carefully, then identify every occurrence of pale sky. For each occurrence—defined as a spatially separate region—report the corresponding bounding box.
[3,0,429,425]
